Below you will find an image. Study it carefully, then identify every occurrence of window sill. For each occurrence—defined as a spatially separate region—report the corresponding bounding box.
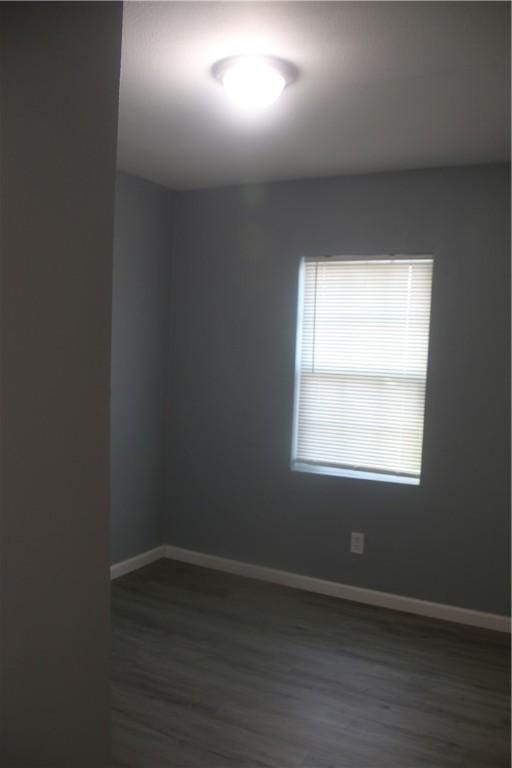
[291,461,420,486]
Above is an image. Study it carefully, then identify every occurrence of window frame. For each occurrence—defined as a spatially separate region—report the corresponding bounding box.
[290,255,434,486]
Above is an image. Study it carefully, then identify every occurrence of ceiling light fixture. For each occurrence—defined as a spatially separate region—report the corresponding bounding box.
[212,55,297,113]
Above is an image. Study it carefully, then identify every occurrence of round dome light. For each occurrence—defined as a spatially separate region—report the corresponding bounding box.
[212,55,297,113]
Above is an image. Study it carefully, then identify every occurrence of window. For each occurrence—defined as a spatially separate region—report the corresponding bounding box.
[291,257,433,485]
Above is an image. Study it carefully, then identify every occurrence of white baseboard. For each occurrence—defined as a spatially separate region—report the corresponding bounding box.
[164,544,511,633]
[110,545,166,580]
[110,543,509,632]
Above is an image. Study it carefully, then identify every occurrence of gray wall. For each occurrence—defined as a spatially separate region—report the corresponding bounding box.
[111,172,173,564]
[164,163,510,616]
[0,3,122,765]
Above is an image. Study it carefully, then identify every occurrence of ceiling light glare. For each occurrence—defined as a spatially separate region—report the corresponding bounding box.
[212,55,296,113]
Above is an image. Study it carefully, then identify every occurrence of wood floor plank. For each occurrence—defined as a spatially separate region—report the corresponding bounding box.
[111,558,510,768]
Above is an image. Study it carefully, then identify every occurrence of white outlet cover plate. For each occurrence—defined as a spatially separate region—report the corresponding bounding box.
[351,532,365,555]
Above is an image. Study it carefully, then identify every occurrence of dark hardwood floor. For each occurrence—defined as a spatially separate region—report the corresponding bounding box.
[111,559,510,768]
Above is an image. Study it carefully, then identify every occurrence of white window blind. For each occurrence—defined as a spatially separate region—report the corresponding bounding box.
[292,257,433,484]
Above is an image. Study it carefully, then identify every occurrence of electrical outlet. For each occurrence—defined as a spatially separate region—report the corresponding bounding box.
[350,532,365,555]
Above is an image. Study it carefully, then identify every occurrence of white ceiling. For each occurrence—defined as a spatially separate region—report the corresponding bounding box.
[117,1,510,190]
